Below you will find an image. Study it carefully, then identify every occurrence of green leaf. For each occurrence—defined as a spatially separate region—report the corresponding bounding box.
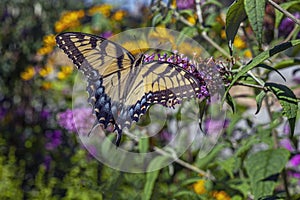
[162,10,173,24]
[180,177,205,186]
[173,190,199,199]
[177,26,197,45]
[143,156,170,200]
[244,0,266,45]
[245,149,290,199]
[235,136,259,157]
[255,90,266,114]
[196,143,226,169]
[256,64,286,81]
[223,39,300,103]
[275,1,300,28]
[152,13,163,26]
[138,137,149,153]
[219,157,236,178]
[272,58,300,70]
[229,181,251,198]
[226,93,236,113]
[226,0,247,52]
[265,82,298,136]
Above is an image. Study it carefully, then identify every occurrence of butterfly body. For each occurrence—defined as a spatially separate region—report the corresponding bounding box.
[56,32,203,146]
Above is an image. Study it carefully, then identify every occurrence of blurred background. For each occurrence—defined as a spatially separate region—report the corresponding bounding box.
[1,0,299,199]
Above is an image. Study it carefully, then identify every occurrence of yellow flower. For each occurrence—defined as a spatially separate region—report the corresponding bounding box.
[41,81,52,90]
[233,36,246,49]
[171,0,176,8]
[61,65,73,74]
[187,16,196,25]
[211,190,231,200]
[244,49,252,58]
[55,10,84,33]
[21,66,36,81]
[220,30,226,39]
[57,65,73,80]
[88,4,112,17]
[193,179,207,195]
[43,34,56,47]
[216,14,225,26]
[39,65,53,77]
[37,46,53,55]
[112,10,126,21]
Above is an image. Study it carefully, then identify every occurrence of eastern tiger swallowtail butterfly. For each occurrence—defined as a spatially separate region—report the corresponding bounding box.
[55,32,205,146]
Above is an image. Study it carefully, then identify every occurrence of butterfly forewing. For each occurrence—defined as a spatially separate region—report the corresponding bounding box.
[56,32,135,78]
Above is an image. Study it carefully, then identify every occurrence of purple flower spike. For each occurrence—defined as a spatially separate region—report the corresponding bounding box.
[100,31,113,39]
[279,12,300,38]
[142,51,230,100]
[289,155,300,167]
[279,138,295,152]
[57,107,94,135]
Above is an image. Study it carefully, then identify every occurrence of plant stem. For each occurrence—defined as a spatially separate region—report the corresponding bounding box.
[282,169,291,199]
[236,81,265,89]
[268,0,300,26]
[264,93,290,198]
[123,131,215,180]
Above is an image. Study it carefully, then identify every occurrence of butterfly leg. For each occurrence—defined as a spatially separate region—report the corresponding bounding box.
[114,126,122,147]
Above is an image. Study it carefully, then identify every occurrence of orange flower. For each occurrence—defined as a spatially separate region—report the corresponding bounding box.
[41,82,52,90]
[57,65,73,80]
[55,10,85,33]
[192,179,206,195]
[244,49,252,58]
[37,46,53,55]
[112,10,126,21]
[187,16,196,25]
[37,34,56,55]
[233,36,247,49]
[21,66,36,81]
[220,30,226,39]
[43,34,56,47]
[39,65,53,77]
[211,190,231,200]
[88,4,112,17]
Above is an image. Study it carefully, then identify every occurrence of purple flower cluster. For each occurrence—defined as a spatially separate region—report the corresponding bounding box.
[43,155,52,171]
[100,31,113,39]
[40,108,51,120]
[279,12,300,38]
[204,118,230,135]
[177,0,195,10]
[57,107,94,135]
[45,130,62,150]
[0,106,7,120]
[279,123,300,182]
[144,52,229,99]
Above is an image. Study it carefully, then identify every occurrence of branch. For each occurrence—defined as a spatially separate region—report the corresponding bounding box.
[123,131,215,180]
[268,0,300,26]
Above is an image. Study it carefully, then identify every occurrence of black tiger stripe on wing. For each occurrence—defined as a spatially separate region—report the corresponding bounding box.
[55,32,135,78]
